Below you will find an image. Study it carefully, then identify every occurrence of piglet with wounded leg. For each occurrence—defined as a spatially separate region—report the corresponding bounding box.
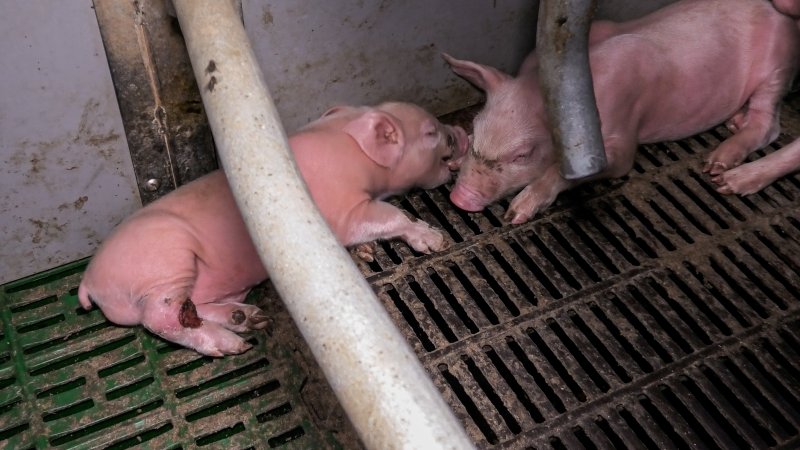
[444,0,799,223]
[78,102,468,356]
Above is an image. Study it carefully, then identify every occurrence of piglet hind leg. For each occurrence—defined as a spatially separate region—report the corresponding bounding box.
[704,78,786,175]
[141,294,252,357]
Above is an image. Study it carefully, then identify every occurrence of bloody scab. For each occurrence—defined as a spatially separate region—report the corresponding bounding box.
[205,60,216,74]
[179,298,203,328]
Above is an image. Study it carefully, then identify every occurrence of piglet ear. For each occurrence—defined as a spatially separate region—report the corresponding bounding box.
[442,53,510,92]
[343,110,405,168]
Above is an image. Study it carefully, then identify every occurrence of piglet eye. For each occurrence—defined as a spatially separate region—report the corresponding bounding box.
[447,134,455,149]
[511,151,532,163]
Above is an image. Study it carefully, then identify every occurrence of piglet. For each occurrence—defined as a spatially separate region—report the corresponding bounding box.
[444,0,799,223]
[78,102,468,356]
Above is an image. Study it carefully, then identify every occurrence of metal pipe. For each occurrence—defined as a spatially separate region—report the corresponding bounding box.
[171,1,474,449]
[536,0,607,180]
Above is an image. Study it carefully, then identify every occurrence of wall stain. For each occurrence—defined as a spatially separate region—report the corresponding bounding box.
[29,218,66,244]
[262,6,273,27]
[74,98,123,148]
[74,196,88,210]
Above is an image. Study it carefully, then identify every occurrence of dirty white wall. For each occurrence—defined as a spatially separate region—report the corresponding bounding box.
[0,1,139,284]
[243,0,539,132]
[242,0,677,133]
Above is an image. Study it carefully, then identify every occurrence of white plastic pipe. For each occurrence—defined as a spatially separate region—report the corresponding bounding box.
[172,1,475,449]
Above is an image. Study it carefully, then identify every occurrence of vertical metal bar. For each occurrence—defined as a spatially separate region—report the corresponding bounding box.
[171,1,474,448]
[536,0,607,180]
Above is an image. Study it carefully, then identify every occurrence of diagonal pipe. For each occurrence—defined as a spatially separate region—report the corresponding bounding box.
[171,1,474,448]
[536,0,607,180]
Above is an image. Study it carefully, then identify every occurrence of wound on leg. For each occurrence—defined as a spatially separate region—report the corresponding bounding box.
[179,298,203,328]
[231,309,246,325]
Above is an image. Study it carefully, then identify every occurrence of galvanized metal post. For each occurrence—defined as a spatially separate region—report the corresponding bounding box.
[536,0,607,180]
[171,1,475,448]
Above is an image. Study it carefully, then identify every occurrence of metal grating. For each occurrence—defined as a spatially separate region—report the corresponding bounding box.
[0,263,349,449]
[356,92,800,449]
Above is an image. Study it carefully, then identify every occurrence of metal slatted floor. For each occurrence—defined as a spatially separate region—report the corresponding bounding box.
[361,93,800,449]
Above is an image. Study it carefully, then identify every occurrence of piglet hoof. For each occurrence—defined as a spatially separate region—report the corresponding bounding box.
[702,160,729,176]
[353,242,377,262]
[195,302,270,333]
[202,336,253,357]
[725,117,745,134]
[504,208,533,225]
[505,184,558,225]
[247,310,270,330]
[223,305,269,332]
[406,222,447,254]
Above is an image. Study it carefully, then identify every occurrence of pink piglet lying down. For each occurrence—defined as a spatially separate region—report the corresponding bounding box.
[78,102,468,356]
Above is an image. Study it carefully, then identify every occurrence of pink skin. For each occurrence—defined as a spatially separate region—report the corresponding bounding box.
[78,102,468,356]
[707,1,800,196]
[773,0,800,18]
[445,0,799,224]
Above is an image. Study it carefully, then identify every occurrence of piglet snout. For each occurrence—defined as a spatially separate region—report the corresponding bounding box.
[450,182,488,212]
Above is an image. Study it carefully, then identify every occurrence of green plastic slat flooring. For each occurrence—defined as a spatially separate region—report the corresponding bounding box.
[0,260,342,449]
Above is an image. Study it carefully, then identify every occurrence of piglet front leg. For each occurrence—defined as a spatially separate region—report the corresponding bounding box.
[343,200,447,254]
[505,164,573,224]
